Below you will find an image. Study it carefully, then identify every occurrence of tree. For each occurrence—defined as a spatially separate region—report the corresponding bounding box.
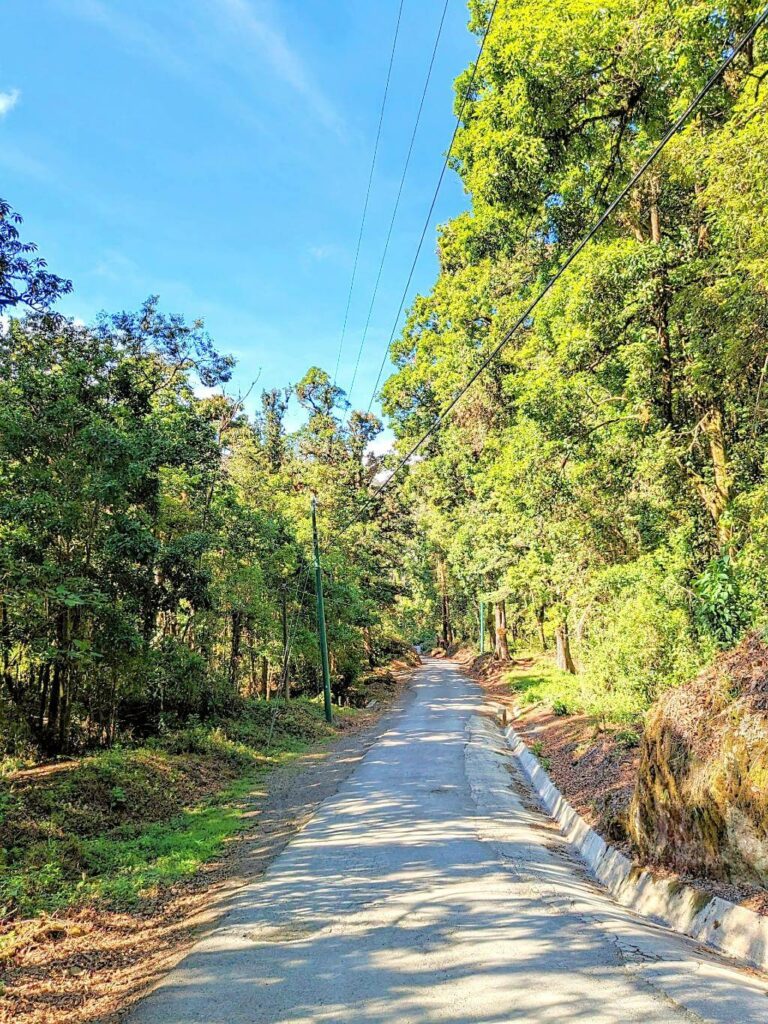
[0,198,71,312]
[380,0,768,712]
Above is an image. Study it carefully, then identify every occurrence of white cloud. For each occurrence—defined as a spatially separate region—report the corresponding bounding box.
[308,243,343,262]
[92,249,142,283]
[214,0,343,134]
[59,0,342,135]
[0,89,20,118]
[366,434,394,459]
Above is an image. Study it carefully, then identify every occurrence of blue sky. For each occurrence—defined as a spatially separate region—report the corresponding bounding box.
[0,0,476,431]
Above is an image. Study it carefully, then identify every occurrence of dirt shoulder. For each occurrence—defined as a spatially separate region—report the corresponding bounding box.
[0,667,417,1024]
[457,648,768,917]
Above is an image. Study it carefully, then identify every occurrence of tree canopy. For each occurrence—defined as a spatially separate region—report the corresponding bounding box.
[381,0,768,719]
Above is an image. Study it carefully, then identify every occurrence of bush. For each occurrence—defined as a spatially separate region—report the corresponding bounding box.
[577,560,707,723]
[155,725,255,767]
[506,658,580,714]
[0,696,353,919]
[692,555,747,648]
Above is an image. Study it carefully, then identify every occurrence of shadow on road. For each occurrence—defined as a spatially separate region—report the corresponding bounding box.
[127,663,766,1024]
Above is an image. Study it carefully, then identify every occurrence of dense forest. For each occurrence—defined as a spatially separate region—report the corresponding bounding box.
[382,0,768,722]
[2,0,768,756]
[0,216,417,757]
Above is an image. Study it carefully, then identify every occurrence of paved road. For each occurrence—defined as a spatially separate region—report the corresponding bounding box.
[129,659,768,1023]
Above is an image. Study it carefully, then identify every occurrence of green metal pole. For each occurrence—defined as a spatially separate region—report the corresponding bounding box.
[311,495,333,724]
[479,599,485,654]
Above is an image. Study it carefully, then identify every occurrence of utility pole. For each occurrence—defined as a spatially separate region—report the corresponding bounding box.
[311,495,333,724]
[479,599,485,655]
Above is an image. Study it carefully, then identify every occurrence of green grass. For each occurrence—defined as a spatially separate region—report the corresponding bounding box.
[529,739,551,772]
[0,699,359,920]
[505,653,581,715]
[505,651,653,738]
[1,769,267,916]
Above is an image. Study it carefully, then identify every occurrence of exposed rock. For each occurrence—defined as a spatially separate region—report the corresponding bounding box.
[629,632,768,886]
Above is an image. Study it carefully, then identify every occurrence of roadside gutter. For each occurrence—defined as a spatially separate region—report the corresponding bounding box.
[495,707,768,973]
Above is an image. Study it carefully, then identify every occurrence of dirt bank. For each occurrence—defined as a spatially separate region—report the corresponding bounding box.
[631,633,768,893]
[459,647,768,916]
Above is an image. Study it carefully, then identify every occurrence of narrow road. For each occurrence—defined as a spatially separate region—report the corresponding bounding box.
[129,660,768,1023]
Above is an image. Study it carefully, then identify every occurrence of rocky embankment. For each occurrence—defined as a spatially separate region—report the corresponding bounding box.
[630,632,768,888]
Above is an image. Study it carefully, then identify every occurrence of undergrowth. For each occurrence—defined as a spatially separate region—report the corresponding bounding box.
[505,655,581,715]
[0,698,358,920]
[505,653,654,725]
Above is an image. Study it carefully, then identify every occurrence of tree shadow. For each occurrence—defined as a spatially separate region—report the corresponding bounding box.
[125,664,765,1023]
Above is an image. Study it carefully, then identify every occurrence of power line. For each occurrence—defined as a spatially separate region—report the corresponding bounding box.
[364,0,500,413]
[332,0,405,385]
[346,0,450,401]
[274,5,768,719]
[347,2,768,530]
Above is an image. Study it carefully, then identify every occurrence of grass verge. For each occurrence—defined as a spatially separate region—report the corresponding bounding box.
[0,699,358,922]
[504,653,581,715]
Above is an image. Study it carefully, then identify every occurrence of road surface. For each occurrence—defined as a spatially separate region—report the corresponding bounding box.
[129,659,768,1023]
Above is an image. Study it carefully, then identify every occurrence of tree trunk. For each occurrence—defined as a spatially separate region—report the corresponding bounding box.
[44,607,70,753]
[689,406,733,549]
[261,656,270,700]
[281,589,288,665]
[555,620,576,674]
[46,661,62,753]
[436,556,453,648]
[650,191,675,428]
[535,605,547,651]
[441,593,453,648]
[363,626,375,668]
[38,664,50,736]
[228,610,242,690]
[248,626,258,698]
[494,601,510,661]
[277,592,292,699]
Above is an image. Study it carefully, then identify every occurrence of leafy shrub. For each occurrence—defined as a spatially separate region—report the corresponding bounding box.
[614,728,640,749]
[693,555,747,648]
[0,697,352,919]
[577,560,706,723]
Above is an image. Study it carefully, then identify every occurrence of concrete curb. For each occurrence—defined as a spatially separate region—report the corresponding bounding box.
[501,720,768,973]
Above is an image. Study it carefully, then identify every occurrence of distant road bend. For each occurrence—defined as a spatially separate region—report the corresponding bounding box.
[129,659,768,1023]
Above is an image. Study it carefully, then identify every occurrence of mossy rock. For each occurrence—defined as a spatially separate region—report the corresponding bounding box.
[629,632,768,886]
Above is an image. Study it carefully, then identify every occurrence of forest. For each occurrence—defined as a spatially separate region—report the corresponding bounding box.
[382,0,768,722]
[1,0,767,753]
[2,1,768,1018]
[0,283,415,755]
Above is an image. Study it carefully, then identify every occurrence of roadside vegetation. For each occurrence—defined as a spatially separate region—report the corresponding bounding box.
[383,0,768,726]
[2,1,768,1008]
[0,700,350,923]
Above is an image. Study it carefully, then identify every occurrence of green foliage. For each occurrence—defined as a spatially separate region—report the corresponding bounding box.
[529,739,550,771]
[0,699,349,918]
[380,0,768,721]
[579,559,707,721]
[0,283,409,756]
[506,657,580,714]
[693,556,747,648]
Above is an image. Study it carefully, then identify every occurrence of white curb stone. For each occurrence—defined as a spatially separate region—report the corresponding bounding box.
[502,721,768,973]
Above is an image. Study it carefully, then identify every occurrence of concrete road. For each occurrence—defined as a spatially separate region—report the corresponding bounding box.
[129,659,768,1023]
